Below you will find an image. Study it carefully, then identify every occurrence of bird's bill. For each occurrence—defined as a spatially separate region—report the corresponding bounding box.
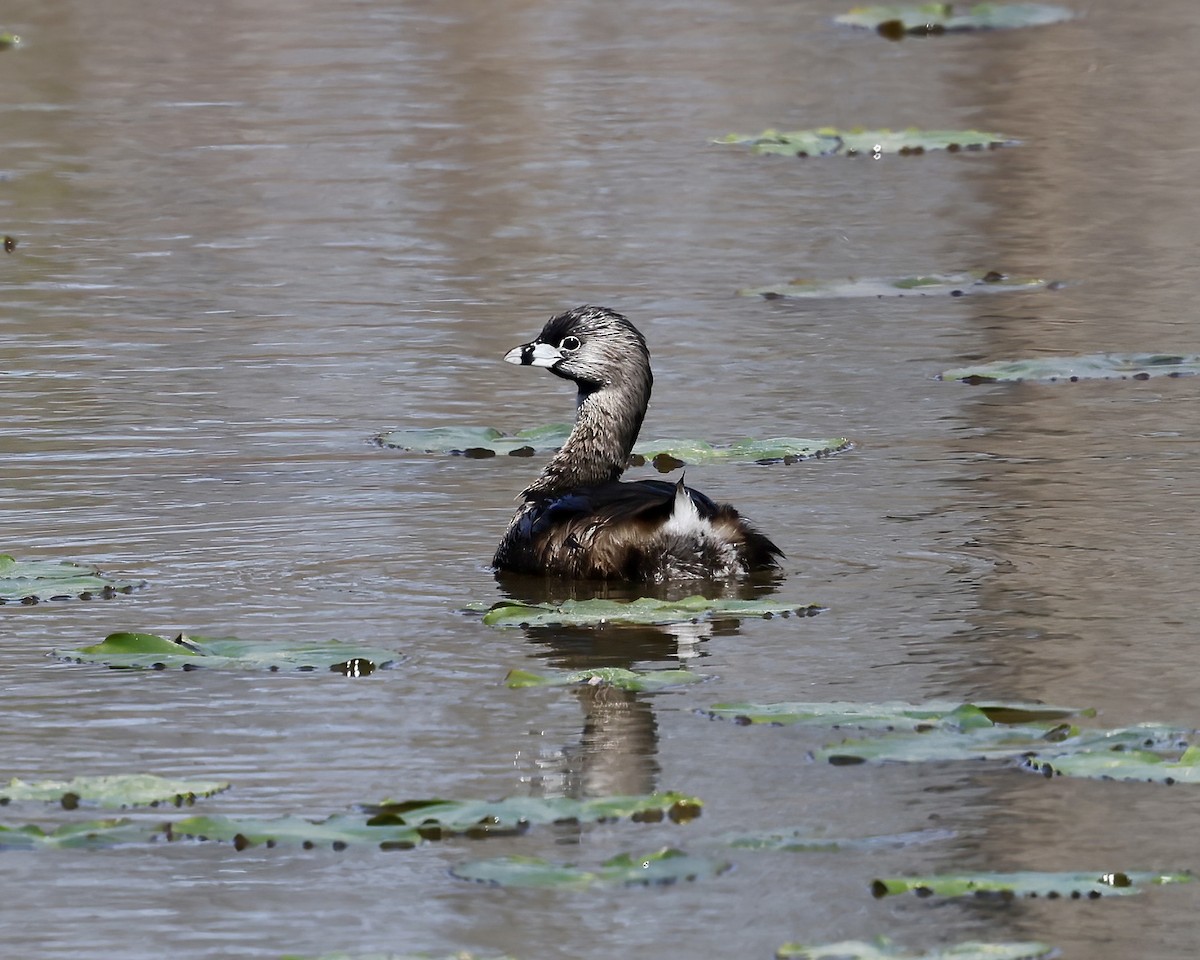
[504,341,563,367]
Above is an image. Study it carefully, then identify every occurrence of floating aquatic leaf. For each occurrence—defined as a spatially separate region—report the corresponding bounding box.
[721,826,954,852]
[835,3,1075,38]
[716,127,1016,158]
[451,847,730,888]
[0,774,230,809]
[871,870,1193,900]
[777,937,1057,960]
[374,425,850,465]
[282,953,519,960]
[0,554,145,604]
[939,353,1200,383]
[56,631,402,674]
[742,272,1058,300]
[0,818,152,850]
[505,666,707,692]
[473,596,822,628]
[3,235,15,253]
[166,814,428,850]
[0,32,20,50]
[705,699,1084,730]
[362,791,702,829]
[1022,744,1200,784]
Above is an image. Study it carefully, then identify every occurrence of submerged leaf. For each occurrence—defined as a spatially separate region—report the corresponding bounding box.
[940,353,1200,383]
[1,774,230,809]
[505,665,707,691]
[871,870,1193,899]
[777,938,1056,960]
[0,554,145,604]
[705,699,1083,730]
[56,632,402,673]
[1022,744,1200,784]
[0,818,152,849]
[362,791,703,828]
[451,847,730,888]
[374,425,850,465]
[742,272,1057,300]
[473,596,822,628]
[835,3,1075,37]
[716,127,1016,158]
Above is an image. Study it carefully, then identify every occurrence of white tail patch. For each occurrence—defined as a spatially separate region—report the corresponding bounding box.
[662,481,710,539]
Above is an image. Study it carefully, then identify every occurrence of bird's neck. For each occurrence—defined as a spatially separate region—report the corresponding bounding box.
[523,379,650,498]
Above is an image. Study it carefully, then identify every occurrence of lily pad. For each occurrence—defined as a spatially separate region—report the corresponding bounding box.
[473,596,823,628]
[777,939,1056,960]
[374,425,851,465]
[0,554,145,604]
[451,847,730,889]
[742,272,1058,300]
[705,699,1085,729]
[1022,744,1200,784]
[0,818,152,850]
[835,3,1076,39]
[361,791,703,829]
[166,814,431,850]
[0,774,230,809]
[721,826,954,852]
[939,353,1200,383]
[505,666,707,692]
[282,954,518,960]
[716,127,1016,158]
[0,32,20,50]
[55,632,402,674]
[871,870,1193,899]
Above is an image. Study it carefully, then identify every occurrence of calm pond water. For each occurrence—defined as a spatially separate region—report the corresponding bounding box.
[3,1,1200,957]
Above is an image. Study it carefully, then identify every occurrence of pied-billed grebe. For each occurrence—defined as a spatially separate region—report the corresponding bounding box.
[493,306,783,581]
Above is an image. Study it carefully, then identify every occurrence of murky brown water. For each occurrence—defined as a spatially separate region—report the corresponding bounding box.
[4,1,1200,957]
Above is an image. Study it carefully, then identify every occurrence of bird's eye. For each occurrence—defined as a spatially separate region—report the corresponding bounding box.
[560,335,580,352]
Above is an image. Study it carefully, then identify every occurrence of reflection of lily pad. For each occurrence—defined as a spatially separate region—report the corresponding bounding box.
[374,425,851,465]
[0,818,152,850]
[56,632,402,674]
[473,596,823,628]
[1023,744,1200,784]
[1,774,230,809]
[705,699,1085,729]
[742,272,1058,300]
[835,3,1076,39]
[505,666,707,692]
[777,938,1056,960]
[451,847,730,889]
[720,826,954,852]
[362,792,702,829]
[716,127,1016,158]
[871,870,1193,899]
[940,353,1200,383]
[0,554,145,604]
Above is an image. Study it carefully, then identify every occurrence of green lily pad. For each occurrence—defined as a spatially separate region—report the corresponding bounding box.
[777,938,1056,960]
[721,826,954,852]
[0,554,145,604]
[505,666,707,692]
[56,632,402,674]
[0,818,152,850]
[473,596,823,628]
[742,272,1058,300]
[939,353,1200,383]
[835,3,1075,38]
[0,774,230,809]
[716,127,1016,158]
[361,791,703,829]
[871,870,1193,899]
[1023,744,1200,784]
[451,847,730,889]
[282,954,519,960]
[0,32,20,50]
[166,814,433,850]
[374,425,851,465]
[705,699,1085,729]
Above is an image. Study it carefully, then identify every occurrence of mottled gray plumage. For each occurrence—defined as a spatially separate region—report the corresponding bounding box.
[493,306,782,581]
